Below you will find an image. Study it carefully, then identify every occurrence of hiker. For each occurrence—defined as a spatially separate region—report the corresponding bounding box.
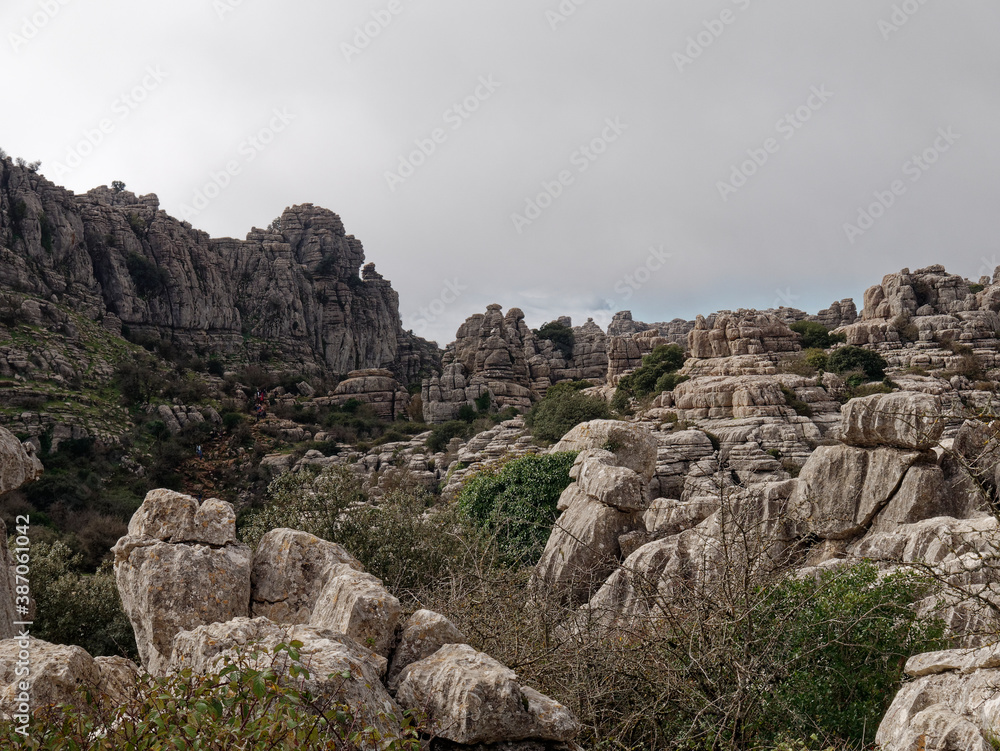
[196,445,203,459]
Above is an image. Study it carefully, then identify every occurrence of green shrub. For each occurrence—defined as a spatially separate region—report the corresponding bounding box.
[0,641,423,749]
[457,404,477,422]
[526,382,611,443]
[804,347,828,371]
[534,320,575,359]
[612,344,686,411]
[970,283,985,294]
[27,540,138,660]
[781,385,812,417]
[426,420,475,454]
[654,371,689,393]
[456,451,577,566]
[125,254,168,298]
[240,467,463,595]
[827,346,887,382]
[789,321,844,349]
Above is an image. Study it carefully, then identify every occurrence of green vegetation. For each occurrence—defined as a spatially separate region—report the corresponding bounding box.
[456,451,577,566]
[612,344,687,411]
[827,345,888,384]
[781,385,812,417]
[0,642,422,750]
[125,253,168,298]
[525,381,611,443]
[533,319,575,359]
[789,320,845,349]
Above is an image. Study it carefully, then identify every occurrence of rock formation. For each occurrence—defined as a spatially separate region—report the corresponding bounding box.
[0,158,438,383]
[0,427,43,640]
[327,368,411,420]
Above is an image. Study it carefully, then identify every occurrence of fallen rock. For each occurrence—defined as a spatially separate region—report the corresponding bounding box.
[250,528,363,623]
[394,643,579,745]
[387,609,467,689]
[0,638,101,715]
[309,568,401,657]
[553,420,657,484]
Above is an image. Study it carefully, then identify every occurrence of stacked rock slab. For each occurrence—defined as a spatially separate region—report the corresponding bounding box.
[328,368,411,420]
[0,427,44,640]
[113,490,252,675]
[876,646,1000,751]
[688,310,801,359]
[531,421,657,604]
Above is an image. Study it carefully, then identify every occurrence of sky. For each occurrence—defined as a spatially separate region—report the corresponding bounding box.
[2,1,998,346]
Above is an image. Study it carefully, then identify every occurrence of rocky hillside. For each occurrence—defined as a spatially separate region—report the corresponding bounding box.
[0,157,438,383]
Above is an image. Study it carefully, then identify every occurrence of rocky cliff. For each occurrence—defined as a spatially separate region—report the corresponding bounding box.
[0,158,438,383]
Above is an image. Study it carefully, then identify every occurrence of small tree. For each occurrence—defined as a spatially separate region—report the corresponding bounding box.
[111,180,126,193]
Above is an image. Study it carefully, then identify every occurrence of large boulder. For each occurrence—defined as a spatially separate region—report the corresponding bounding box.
[394,643,579,745]
[0,638,101,716]
[168,616,403,738]
[113,490,251,674]
[309,568,401,658]
[553,420,657,484]
[250,528,363,623]
[839,392,944,450]
[0,427,43,640]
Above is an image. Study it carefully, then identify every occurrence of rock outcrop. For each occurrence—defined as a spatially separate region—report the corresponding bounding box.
[0,158,438,382]
[0,638,105,715]
[0,426,43,640]
[113,490,252,674]
[688,311,800,360]
[327,368,411,420]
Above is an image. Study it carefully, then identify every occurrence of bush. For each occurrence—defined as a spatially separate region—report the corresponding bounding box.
[125,254,168,298]
[534,320,575,359]
[456,452,577,566]
[526,382,611,443]
[27,540,138,660]
[804,348,828,371]
[827,346,887,382]
[612,344,686,411]
[0,641,423,749]
[789,321,844,349]
[426,420,474,454]
[240,467,463,595]
[781,385,812,417]
[654,371,689,393]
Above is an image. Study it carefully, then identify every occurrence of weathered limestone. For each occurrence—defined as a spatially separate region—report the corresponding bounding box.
[688,311,800,359]
[393,643,579,745]
[0,638,101,715]
[328,368,410,421]
[113,490,251,674]
[250,528,363,623]
[0,427,43,640]
[552,420,658,485]
[839,392,944,450]
[387,609,467,689]
[309,568,401,658]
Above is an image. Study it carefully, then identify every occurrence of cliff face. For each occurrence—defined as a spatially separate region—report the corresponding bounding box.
[0,160,437,383]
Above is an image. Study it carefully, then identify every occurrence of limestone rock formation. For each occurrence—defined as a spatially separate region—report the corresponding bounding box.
[0,426,43,640]
[0,159,438,382]
[113,490,251,674]
[876,645,1000,751]
[552,420,658,485]
[250,528,363,623]
[328,368,411,420]
[393,643,579,745]
[838,392,944,450]
[688,311,800,359]
[309,568,401,658]
[387,609,468,688]
[0,638,101,715]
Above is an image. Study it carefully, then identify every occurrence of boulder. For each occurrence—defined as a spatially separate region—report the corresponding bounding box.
[394,643,579,745]
[387,609,467,689]
[839,392,944,450]
[575,458,646,512]
[553,420,657,484]
[168,616,403,738]
[250,528,363,623]
[0,638,101,715]
[114,491,251,674]
[309,568,401,657]
[0,427,43,495]
[94,655,142,706]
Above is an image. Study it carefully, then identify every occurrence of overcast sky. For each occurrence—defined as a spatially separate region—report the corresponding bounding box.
[3,1,998,345]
